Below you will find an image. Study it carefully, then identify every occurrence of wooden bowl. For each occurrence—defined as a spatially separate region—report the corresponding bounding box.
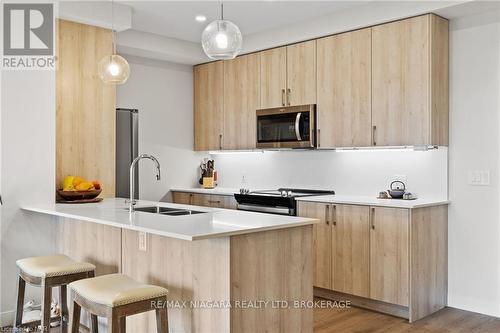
[57,189,102,201]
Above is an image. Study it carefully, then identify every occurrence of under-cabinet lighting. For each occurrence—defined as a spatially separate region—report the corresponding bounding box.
[208,146,438,154]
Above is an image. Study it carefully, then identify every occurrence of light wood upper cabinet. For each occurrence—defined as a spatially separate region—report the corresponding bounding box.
[260,47,287,108]
[297,201,331,290]
[286,40,317,106]
[259,41,316,108]
[194,61,224,151]
[369,207,409,306]
[317,29,372,148]
[372,14,448,146]
[223,53,260,150]
[332,205,370,298]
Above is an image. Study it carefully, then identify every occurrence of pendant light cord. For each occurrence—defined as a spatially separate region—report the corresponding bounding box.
[111,0,116,55]
[221,2,224,20]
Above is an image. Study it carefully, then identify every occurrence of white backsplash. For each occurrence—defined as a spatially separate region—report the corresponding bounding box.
[211,147,448,199]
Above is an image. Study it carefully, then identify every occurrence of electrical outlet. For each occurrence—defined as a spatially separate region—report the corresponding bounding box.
[468,170,490,186]
[139,232,147,252]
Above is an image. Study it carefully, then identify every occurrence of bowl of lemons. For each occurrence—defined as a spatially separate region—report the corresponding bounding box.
[57,176,102,201]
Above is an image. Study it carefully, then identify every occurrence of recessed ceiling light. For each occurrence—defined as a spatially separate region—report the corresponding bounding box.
[195,15,207,22]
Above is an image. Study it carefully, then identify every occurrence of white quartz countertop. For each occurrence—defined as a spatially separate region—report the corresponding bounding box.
[171,188,449,209]
[296,195,449,209]
[22,198,318,241]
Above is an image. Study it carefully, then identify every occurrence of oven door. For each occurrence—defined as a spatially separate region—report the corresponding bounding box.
[256,104,316,148]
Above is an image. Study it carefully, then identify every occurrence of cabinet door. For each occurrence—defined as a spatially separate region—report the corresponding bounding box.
[260,47,287,108]
[208,194,237,209]
[171,191,193,205]
[223,54,260,150]
[332,205,370,298]
[191,193,212,207]
[317,29,372,148]
[372,16,430,146]
[370,207,409,306]
[297,201,331,289]
[286,40,316,106]
[194,61,224,151]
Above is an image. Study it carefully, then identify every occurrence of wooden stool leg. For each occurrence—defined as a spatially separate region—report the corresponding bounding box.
[14,274,26,327]
[155,307,168,333]
[90,313,99,333]
[70,301,81,333]
[41,282,52,332]
[108,313,120,333]
[60,285,68,333]
[119,317,126,333]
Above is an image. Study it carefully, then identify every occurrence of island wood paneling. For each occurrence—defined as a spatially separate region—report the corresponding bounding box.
[56,219,121,276]
[121,230,231,333]
[56,19,116,197]
[230,226,313,333]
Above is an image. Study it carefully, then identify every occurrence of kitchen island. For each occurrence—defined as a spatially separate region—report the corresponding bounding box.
[23,198,317,333]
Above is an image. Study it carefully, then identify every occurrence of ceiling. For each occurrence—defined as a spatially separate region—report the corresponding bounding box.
[121,1,368,43]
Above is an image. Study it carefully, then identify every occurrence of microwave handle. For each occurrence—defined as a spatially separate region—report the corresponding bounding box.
[295,112,302,141]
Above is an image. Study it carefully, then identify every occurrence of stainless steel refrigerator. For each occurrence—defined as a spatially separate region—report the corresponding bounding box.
[116,108,139,199]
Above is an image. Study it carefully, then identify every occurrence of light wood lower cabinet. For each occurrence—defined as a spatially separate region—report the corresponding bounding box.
[297,202,447,322]
[333,205,370,298]
[369,207,409,306]
[297,201,331,289]
[171,191,237,209]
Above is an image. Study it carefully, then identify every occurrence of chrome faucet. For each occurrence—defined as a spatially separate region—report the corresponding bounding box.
[129,154,161,213]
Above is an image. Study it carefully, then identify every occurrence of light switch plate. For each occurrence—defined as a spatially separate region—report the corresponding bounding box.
[139,232,147,252]
[468,170,490,186]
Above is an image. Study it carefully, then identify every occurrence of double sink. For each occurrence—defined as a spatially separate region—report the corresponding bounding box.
[133,206,205,216]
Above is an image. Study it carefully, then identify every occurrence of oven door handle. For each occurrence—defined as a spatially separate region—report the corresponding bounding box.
[295,112,302,141]
[237,204,292,215]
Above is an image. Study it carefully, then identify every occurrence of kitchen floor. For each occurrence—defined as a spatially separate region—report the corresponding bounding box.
[8,302,500,333]
[314,303,500,333]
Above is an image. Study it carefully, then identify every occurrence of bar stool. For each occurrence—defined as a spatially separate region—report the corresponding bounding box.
[15,254,96,332]
[69,273,169,333]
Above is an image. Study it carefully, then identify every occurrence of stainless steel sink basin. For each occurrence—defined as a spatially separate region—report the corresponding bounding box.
[133,206,206,216]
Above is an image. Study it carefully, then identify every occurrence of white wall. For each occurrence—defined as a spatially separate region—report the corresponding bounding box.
[213,149,448,199]
[117,55,204,201]
[0,70,56,325]
[448,11,500,317]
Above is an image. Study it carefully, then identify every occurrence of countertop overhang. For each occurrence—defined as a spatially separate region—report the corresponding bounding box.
[22,198,318,241]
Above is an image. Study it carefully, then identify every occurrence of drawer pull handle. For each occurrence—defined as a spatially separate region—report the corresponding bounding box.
[325,205,330,225]
[371,207,375,230]
[332,205,337,226]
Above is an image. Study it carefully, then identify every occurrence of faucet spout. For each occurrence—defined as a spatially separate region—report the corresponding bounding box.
[129,154,162,213]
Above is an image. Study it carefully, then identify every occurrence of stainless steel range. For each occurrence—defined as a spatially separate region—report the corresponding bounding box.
[234,188,335,216]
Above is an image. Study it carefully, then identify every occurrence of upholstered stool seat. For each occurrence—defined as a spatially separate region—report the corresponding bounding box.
[69,273,169,333]
[16,254,96,278]
[69,273,168,307]
[14,254,96,333]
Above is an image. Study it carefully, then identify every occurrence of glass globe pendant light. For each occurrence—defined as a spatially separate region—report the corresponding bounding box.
[202,2,242,60]
[98,0,130,84]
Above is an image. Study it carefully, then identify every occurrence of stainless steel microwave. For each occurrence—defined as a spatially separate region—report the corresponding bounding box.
[256,104,316,149]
